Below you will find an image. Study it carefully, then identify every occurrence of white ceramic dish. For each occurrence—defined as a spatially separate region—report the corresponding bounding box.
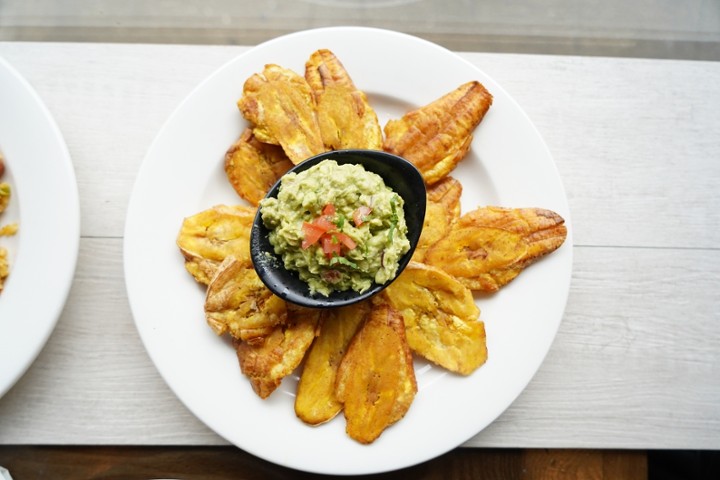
[124,27,572,475]
[0,57,80,398]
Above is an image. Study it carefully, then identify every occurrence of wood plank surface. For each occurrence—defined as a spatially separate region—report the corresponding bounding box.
[0,42,718,456]
[0,446,647,480]
[2,0,719,60]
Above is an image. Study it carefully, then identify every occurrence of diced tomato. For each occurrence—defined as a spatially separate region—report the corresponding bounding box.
[322,203,336,216]
[313,215,335,232]
[321,235,342,257]
[302,203,359,257]
[334,232,357,250]
[353,205,372,226]
[301,221,326,249]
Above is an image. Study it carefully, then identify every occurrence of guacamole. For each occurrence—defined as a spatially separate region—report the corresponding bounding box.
[259,159,410,296]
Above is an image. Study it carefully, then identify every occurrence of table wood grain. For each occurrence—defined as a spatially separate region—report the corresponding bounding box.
[0,446,648,480]
[0,42,718,456]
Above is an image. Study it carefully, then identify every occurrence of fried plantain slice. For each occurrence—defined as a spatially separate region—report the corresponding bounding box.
[204,256,287,342]
[424,206,567,291]
[295,300,370,425]
[412,176,463,262]
[305,49,383,151]
[383,81,493,185]
[0,182,9,214]
[335,297,417,444]
[0,222,17,237]
[234,303,321,399]
[383,262,486,375]
[225,128,293,206]
[0,247,9,293]
[238,64,326,164]
[177,204,255,285]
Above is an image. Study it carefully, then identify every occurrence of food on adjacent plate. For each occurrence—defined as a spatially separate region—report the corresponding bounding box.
[225,128,293,206]
[0,151,18,294]
[295,300,370,425]
[234,303,321,399]
[0,181,10,214]
[177,204,255,285]
[259,159,410,296]
[383,80,493,185]
[335,297,417,444]
[204,256,287,343]
[383,262,487,375]
[412,176,463,262]
[0,151,10,214]
[176,48,567,444]
[0,247,8,292]
[238,64,327,164]
[424,206,567,292]
[0,223,18,237]
[305,49,383,151]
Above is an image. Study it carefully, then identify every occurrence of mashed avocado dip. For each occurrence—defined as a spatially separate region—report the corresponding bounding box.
[260,159,410,296]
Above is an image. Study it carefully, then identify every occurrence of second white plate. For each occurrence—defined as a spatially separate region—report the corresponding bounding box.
[0,56,80,398]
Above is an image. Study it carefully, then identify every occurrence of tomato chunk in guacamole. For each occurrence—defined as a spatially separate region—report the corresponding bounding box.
[259,159,410,296]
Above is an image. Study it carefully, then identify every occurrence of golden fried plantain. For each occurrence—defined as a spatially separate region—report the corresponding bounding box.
[294,300,370,425]
[305,49,383,150]
[412,176,463,262]
[234,303,321,399]
[0,247,8,293]
[383,262,486,375]
[238,64,326,164]
[424,206,567,291]
[225,128,293,206]
[0,222,17,237]
[0,182,9,214]
[177,204,256,285]
[204,256,287,342]
[335,297,417,444]
[383,81,493,185]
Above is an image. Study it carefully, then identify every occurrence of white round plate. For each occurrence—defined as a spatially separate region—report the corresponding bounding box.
[0,57,80,398]
[124,27,572,475]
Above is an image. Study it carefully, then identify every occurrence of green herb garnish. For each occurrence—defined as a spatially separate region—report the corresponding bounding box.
[388,196,399,242]
[330,256,358,269]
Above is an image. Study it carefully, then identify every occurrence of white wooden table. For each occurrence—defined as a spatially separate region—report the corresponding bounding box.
[0,42,718,450]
